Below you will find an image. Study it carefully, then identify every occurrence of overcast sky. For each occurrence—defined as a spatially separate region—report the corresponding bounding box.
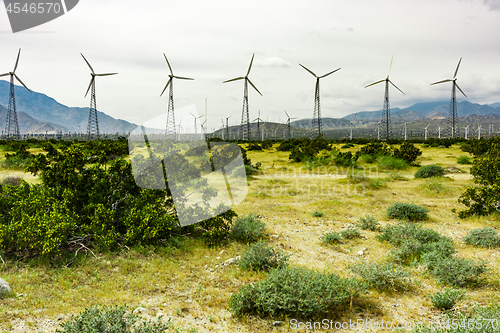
[1,0,500,133]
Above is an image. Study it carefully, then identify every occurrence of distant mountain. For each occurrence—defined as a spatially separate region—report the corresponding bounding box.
[489,102,500,109]
[291,117,350,129]
[0,104,68,134]
[0,80,137,133]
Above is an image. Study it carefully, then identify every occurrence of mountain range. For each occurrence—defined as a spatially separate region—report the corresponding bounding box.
[0,80,137,134]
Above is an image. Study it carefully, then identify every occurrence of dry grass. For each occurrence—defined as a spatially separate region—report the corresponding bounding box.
[1,143,499,332]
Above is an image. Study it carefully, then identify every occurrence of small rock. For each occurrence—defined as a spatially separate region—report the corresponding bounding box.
[215,256,221,260]
[209,268,214,272]
[224,258,237,265]
[270,234,280,239]
[0,278,11,297]
[357,247,367,256]
[271,321,283,327]
[219,250,225,255]
[215,265,219,268]
[133,307,148,314]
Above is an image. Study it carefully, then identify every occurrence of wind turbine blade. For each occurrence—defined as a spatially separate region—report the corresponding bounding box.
[223,77,244,83]
[319,68,341,79]
[95,73,118,76]
[352,112,357,122]
[246,54,255,76]
[13,74,31,93]
[81,54,95,74]
[160,78,172,97]
[173,76,194,80]
[13,48,21,73]
[364,79,385,88]
[299,64,317,77]
[0,73,10,77]
[387,56,394,78]
[453,57,462,79]
[389,80,405,95]
[431,79,452,85]
[455,83,467,98]
[163,53,173,75]
[398,114,404,122]
[189,112,195,118]
[85,76,95,97]
[284,110,290,118]
[247,78,262,96]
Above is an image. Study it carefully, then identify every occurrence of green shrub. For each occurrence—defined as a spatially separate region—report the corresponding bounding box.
[349,261,413,291]
[333,151,357,166]
[311,210,324,217]
[341,143,355,149]
[392,142,422,164]
[378,156,408,170]
[238,241,290,271]
[429,288,465,310]
[340,226,362,239]
[320,232,343,244]
[424,179,448,194]
[424,256,488,287]
[359,154,375,164]
[414,164,445,178]
[246,143,263,151]
[356,142,391,157]
[457,155,472,164]
[57,305,170,333]
[230,214,266,243]
[357,215,380,231]
[463,227,500,248]
[386,203,429,221]
[229,266,364,319]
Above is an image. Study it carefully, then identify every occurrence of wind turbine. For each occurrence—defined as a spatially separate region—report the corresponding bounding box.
[223,54,262,141]
[349,113,358,140]
[475,124,482,139]
[284,111,297,140]
[437,125,442,139]
[160,54,194,138]
[300,63,340,138]
[464,124,470,140]
[424,124,430,140]
[1,49,31,137]
[200,119,207,140]
[190,112,203,136]
[398,114,408,140]
[377,121,381,140]
[224,115,232,141]
[81,54,117,137]
[253,110,264,141]
[365,57,405,140]
[431,57,467,139]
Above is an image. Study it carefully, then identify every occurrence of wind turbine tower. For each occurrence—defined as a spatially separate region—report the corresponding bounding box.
[365,57,405,140]
[1,49,31,137]
[160,54,194,138]
[424,124,430,140]
[349,113,357,140]
[431,58,467,138]
[398,114,408,140]
[81,54,117,137]
[464,124,470,140]
[190,112,203,137]
[223,54,262,141]
[284,111,297,140]
[300,63,340,138]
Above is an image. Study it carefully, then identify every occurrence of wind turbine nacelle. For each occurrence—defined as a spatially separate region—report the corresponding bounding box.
[4,0,79,33]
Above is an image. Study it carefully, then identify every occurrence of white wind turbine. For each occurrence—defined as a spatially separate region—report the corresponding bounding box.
[398,114,408,140]
[437,125,441,139]
[190,112,203,136]
[424,124,430,140]
[349,113,357,140]
[464,124,470,140]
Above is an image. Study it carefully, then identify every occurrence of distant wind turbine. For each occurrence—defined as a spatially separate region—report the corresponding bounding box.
[349,113,358,140]
[223,54,262,141]
[398,114,408,140]
[365,57,405,140]
[160,54,194,138]
[431,58,467,139]
[299,63,340,138]
[464,124,470,140]
[284,111,297,140]
[424,124,430,140]
[1,49,32,137]
[190,112,203,136]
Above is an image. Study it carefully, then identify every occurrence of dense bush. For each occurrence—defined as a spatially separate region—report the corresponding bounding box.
[377,155,408,170]
[1,142,35,169]
[463,227,500,248]
[288,136,331,162]
[429,288,465,310]
[356,142,391,157]
[386,202,429,221]
[459,138,500,217]
[238,241,290,271]
[246,143,263,151]
[320,231,343,244]
[229,266,364,319]
[230,214,266,243]
[333,151,357,166]
[357,215,380,231]
[349,261,413,292]
[423,255,488,287]
[57,305,169,333]
[414,164,445,178]
[0,140,237,260]
[457,155,472,164]
[392,142,422,164]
